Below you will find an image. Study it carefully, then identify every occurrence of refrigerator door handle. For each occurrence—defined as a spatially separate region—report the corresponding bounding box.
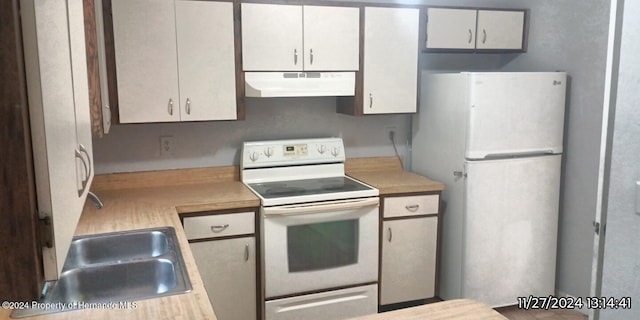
[453,171,467,180]
[482,150,558,159]
[636,181,640,215]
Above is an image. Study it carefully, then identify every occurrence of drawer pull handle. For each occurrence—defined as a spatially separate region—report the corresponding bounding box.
[210,224,230,233]
[405,204,420,212]
[388,227,392,242]
[244,244,250,261]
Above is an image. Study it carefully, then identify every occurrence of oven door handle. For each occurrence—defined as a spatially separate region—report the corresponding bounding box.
[263,198,379,216]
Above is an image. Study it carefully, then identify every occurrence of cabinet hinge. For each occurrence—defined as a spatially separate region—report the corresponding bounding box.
[39,216,53,249]
[593,221,605,235]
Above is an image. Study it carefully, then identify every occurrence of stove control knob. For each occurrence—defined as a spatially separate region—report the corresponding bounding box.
[331,147,341,157]
[317,145,327,154]
[249,152,259,162]
[264,147,274,158]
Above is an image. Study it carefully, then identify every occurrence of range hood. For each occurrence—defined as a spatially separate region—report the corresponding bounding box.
[245,72,355,97]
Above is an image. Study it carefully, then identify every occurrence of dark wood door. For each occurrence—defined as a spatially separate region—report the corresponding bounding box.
[0,0,44,301]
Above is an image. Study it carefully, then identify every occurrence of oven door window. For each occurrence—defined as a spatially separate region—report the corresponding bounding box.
[287,219,359,272]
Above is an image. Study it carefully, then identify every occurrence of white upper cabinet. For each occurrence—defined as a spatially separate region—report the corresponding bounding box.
[241,3,359,71]
[425,8,477,50]
[112,0,237,123]
[302,6,360,71]
[476,10,525,50]
[112,0,180,123]
[21,0,94,280]
[241,4,302,71]
[426,7,526,51]
[363,7,419,114]
[175,1,237,121]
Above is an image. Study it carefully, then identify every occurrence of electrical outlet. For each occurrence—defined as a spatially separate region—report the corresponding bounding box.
[385,126,397,142]
[160,136,175,157]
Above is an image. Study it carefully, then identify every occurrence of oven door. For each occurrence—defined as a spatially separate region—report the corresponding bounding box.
[262,197,379,298]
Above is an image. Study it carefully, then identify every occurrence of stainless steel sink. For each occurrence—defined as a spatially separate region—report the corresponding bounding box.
[12,227,192,318]
[65,229,170,267]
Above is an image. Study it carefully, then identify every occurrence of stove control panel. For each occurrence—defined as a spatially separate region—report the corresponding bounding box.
[283,144,308,157]
[241,138,345,168]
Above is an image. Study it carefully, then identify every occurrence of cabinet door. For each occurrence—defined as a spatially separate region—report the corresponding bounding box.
[112,0,180,123]
[176,1,237,121]
[303,6,359,71]
[190,237,256,320]
[381,217,438,305]
[426,8,477,49]
[241,3,303,71]
[476,10,525,50]
[68,0,94,193]
[21,0,89,280]
[363,7,419,114]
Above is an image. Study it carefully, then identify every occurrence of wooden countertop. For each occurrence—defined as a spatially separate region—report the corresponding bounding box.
[1,167,260,320]
[0,200,218,320]
[349,299,507,320]
[1,159,442,319]
[345,157,445,195]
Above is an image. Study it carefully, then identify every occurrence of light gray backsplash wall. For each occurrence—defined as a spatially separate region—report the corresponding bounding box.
[600,0,640,318]
[93,98,410,173]
[493,0,610,302]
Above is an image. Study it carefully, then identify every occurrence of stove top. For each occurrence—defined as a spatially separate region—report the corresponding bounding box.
[250,177,372,198]
[241,138,379,206]
[247,176,378,206]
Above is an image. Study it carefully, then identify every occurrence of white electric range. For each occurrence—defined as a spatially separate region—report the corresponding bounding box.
[241,138,379,320]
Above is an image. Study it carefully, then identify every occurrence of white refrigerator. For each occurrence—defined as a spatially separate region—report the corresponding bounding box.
[411,72,566,307]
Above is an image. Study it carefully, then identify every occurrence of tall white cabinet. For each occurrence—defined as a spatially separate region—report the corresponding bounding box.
[362,7,420,114]
[241,3,359,71]
[20,0,94,280]
[112,0,237,123]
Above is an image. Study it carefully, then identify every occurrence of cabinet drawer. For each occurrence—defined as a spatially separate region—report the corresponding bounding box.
[183,211,255,240]
[383,195,439,218]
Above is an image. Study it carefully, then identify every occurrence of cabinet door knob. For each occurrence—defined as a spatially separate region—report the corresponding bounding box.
[468,29,473,43]
[210,224,230,233]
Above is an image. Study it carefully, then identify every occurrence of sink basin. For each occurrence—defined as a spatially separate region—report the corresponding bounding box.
[12,227,192,318]
[51,259,179,302]
[65,229,170,267]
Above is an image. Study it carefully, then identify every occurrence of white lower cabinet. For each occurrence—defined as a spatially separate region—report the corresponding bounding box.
[190,238,256,320]
[183,211,257,320]
[380,195,439,305]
